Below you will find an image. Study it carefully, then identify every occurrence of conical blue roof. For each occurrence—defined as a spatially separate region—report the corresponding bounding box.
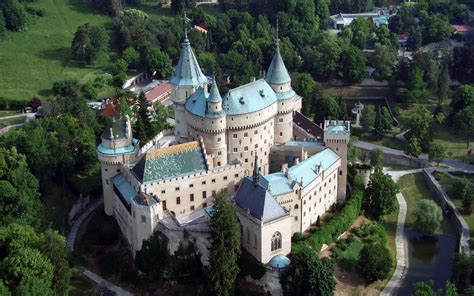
[265,47,291,85]
[207,80,222,103]
[170,34,207,87]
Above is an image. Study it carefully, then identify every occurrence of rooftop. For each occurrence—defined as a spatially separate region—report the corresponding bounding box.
[223,79,277,115]
[324,121,350,134]
[131,141,208,183]
[265,47,291,86]
[112,174,138,206]
[264,148,340,196]
[170,35,207,87]
[145,82,171,103]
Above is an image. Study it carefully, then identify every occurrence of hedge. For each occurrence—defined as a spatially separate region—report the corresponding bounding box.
[305,176,365,251]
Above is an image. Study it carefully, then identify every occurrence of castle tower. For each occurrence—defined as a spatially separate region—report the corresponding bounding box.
[265,29,300,144]
[323,120,350,201]
[203,79,227,168]
[170,30,208,143]
[97,116,138,215]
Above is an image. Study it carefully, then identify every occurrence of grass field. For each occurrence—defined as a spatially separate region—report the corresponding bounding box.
[0,115,26,126]
[431,123,473,163]
[398,173,456,236]
[0,110,19,117]
[0,0,112,102]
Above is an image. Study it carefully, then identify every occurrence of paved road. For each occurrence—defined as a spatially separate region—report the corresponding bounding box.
[67,199,103,253]
[81,268,134,296]
[381,169,421,296]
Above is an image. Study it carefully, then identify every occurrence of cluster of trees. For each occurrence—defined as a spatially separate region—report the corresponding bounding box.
[451,252,474,294]
[451,85,474,148]
[361,105,393,136]
[364,167,399,220]
[71,23,109,63]
[0,0,43,34]
[413,280,459,296]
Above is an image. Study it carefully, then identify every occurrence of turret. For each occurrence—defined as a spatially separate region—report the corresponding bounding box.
[97,116,139,215]
[170,29,208,143]
[265,27,301,144]
[323,120,350,201]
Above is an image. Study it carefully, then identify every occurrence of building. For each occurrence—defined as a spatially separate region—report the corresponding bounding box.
[329,10,389,30]
[97,31,350,265]
[145,82,172,105]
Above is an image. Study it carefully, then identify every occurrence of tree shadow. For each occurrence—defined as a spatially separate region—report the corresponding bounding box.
[36,47,71,65]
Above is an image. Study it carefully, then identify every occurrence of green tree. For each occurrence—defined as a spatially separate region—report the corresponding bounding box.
[293,73,317,116]
[370,148,384,168]
[313,96,342,124]
[145,48,172,78]
[428,143,447,166]
[406,137,422,158]
[423,14,453,44]
[407,67,430,102]
[451,84,474,114]
[169,241,202,282]
[122,47,140,68]
[135,232,170,280]
[360,104,376,131]
[437,59,450,105]
[372,43,395,80]
[413,280,438,296]
[457,179,474,214]
[358,242,392,282]
[1,0,27,32]
[413,199,443,234]
[454,105,474,149]
[402,105,434,151]
[281,245,336,296]
[338,44,367,84]
[451,252,473,290]
[364,168,399,220]
[15,276,54,296]
[208,192,241,296]
[0,280,10,296]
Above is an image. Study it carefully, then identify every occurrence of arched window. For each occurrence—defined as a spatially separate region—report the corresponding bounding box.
[294,204,299,209]
[271,232,282,251]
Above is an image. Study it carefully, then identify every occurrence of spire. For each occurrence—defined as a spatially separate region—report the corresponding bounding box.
[253,153,259,186]
[265,19,291,86]
[170,12,207,88]
[207,75,222,103]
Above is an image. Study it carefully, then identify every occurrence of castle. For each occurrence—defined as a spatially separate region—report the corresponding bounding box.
[97,31,350,265]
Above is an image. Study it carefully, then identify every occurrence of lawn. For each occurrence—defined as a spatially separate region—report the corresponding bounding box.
[0,115,26,126]
[382,202,399,263]
[0,0,112,102]
[322,86,392,98]
[431,123,473,163]
[398,173,456,236]
[0,110,19,117]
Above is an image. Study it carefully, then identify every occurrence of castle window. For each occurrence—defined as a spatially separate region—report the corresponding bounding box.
[279,118,283,122]
[271,232,282,251]
[202,191,207,198]
[340,170,342,175]
[280,132,283,136]
[234,174,239,178]
[161,190,166,194]
[191,205,195,211]
[202,181,206,185]
[212,179,216,183]
[224,176,228,180]
[304,200,306,205]
[190,194,194,202]
[176,197,181,205]
[247,229,250,243]
[244,132,248,137]
[106,179,109,185]
[295,216,298,221]
[217,137,221,143]
[218,161,221,166]
[295,204,299,209]
[255,144,258,148]
[245,158,248,163]
[176,187,180,191]
[336,147,339,151]
[233,148,238,153]
[212,190,216,196]
[203,202,207,207]
[190,184,194,188]
[218,151,222,155]
[254,130,258,135]
[105,169,108,172]
[233,134,237,139]
[141,216,146,223]
[244,146,249,151]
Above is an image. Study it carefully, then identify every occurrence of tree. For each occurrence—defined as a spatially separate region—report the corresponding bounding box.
[370,148,384,168]
[452,46,474,83]
[437,59,450,105]
[413,281,438,296]
[402,105,434,151]
[364,168,398,220]
[360,104,376,131]
[406,137,422,158]
[281,246,336,296]
[451,252,473,290]
[413,199,443,234]
[1,0,27,31]
[71,24,108,63]
[135,232,170,280]
[171,0,185,15]
[122,47,140,69]
[454,105,474,149]
[15,276,54,296]
[456,179,474,214]
[293,73,317,116]
[338,44,367,84]
[407,67,430,102]
[169,241,202,282]
[358,243,392,282]
[372,43,395,80]
[451,84,474,114]
[208,192,241,296]
[0,280,10,296]
[428,143,447,166]
[423,14,453,44]
[313,96,342,124]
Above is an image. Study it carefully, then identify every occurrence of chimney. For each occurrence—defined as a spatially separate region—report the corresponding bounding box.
[295,158,299,165]
[251,77,256,82]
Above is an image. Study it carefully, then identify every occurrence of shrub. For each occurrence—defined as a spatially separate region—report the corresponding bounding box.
[292,232,304,243]
[238,250,267,280]
[358,243,392,282]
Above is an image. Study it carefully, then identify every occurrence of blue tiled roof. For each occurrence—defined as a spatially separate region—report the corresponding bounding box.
[185,84,225,119]
[222,79,277,115]
[97,139,139,155]
[264,148,340,196]
[275,89,296,100]
[282,140,324,148]
[234,176,287,223]
[325,123,350,134]
[112,174,138,205]
[170,36,207,87]
[265,48,291,85]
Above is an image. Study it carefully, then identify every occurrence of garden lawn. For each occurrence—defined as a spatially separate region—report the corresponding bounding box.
[0,110,19,117]
[0,0,111,102]
[397,173,455,236]
[431,123,473,163]
[0,115,26,126]
[382,202,398,265]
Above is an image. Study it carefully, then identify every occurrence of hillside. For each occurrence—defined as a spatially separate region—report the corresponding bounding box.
[0,0,111,102]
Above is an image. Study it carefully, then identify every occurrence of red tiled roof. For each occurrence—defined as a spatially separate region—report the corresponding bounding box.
[193,25,208,34]
[145,82,172,103]
[102,100,118,117]
[453,25,471,33]
[293,112,324,139]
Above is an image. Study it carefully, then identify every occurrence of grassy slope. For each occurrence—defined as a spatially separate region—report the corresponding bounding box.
[398,173,456,236]
[433,171,474,237]
[0,0,111,101]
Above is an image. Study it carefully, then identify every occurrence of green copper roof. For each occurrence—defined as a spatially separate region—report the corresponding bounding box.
[264,148,340,196]
[170,34,207,87]
[222,79,277,115]
[131,142,207,183]
[265,47,291,85]
[185,85,225,119]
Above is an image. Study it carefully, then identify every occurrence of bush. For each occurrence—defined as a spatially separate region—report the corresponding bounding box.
[0,97,29,110]
[83,210,120,246]
[358,243,392,282]
[292,232,304,243]
[238,250,267,280]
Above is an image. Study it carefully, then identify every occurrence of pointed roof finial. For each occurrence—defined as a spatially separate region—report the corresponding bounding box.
[253,153,259,186]
[183,10,189,43]
[276,16,280,48]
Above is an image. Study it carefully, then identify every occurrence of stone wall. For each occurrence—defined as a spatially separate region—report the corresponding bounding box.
[355,146,422,168]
